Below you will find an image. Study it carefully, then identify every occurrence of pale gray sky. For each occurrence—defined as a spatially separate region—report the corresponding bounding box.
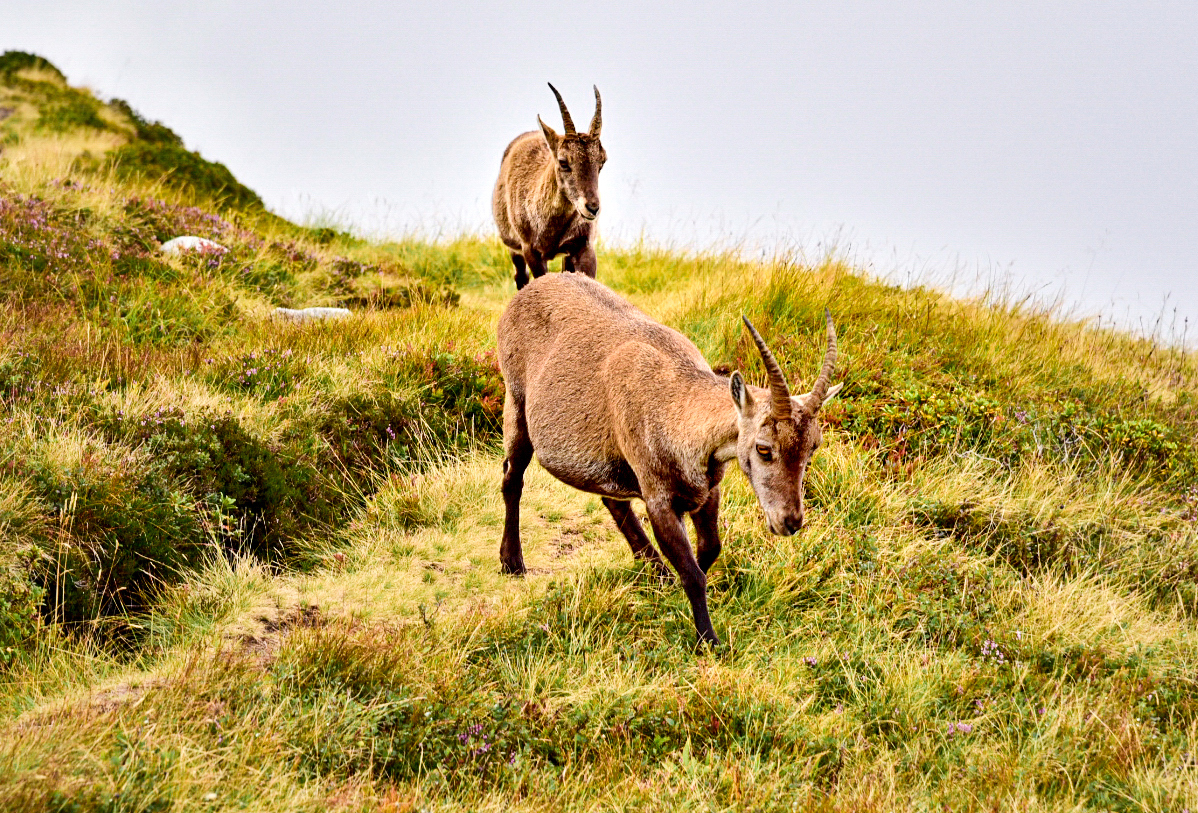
[6,1,1197,336]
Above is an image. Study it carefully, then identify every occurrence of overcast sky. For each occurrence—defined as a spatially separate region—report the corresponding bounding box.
[6,1,1197,338]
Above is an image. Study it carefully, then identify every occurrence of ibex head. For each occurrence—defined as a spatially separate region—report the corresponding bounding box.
[730,312,844,536]
[538,83,606,221]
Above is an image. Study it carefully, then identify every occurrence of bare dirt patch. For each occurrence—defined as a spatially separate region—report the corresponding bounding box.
[236,602,323,665]
[12,676,166,731]
[552,529,589,558]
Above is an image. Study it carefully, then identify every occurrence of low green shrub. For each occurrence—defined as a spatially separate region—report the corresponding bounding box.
[0,483,45,664]
[21,447,205,623]
[108,142,264,212]
[384,347,504,441]
[0,567,41,666]
[835,378,1198,489]
[107,98,184,146]
[0,51,65,80]
[36,96,110,133]
[94,406,329,555]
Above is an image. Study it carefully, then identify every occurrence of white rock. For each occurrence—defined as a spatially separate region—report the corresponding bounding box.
[160,236,227,254]
[273,306,352,322]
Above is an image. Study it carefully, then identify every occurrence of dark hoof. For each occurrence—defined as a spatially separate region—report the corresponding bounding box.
[501,560,527,576]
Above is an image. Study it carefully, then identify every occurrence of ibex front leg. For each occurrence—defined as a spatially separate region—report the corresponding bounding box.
[690,487,722,574]
[571,243,597,278]
[645,495,719,646]
[500,393,533,574]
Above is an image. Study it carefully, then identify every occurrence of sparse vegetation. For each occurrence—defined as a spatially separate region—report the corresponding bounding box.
[1,52,1197,811]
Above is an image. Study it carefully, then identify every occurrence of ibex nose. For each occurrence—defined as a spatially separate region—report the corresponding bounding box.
[782,514,804,536]
[585,201,600,217]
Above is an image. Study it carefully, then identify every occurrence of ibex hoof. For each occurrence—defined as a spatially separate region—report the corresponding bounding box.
[501,559,527,576]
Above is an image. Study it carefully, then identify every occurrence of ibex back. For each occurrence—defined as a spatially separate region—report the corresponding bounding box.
[497,274,844,645]
[492,84,605,289]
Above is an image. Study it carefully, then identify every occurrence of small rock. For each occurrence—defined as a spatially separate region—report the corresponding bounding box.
[273,306,352,322]
[160,236,227,254]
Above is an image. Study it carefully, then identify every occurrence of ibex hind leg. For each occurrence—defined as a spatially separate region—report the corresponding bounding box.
[602,498,668,575]
[510,253,529,290]
[500,392,533,575]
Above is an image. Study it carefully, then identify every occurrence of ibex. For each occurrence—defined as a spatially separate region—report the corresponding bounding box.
[497,275,843,645]
[492,84,606,290]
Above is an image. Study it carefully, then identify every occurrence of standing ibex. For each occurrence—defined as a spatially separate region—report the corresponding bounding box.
[497,274,843,645]
[492,84,606,289]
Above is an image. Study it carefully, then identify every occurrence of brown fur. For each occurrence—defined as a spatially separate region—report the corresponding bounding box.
[496,274,843,645]
[492,84,605,289]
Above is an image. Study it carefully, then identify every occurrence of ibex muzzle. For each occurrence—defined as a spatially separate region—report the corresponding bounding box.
[492,84,606,289]
[497,274,845,646]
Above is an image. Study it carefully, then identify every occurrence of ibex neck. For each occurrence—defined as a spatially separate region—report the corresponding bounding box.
[689,375,742,464]
[535,163,573,222]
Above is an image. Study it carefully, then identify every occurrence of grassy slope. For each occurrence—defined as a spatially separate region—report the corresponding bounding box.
[1,54,1197,812]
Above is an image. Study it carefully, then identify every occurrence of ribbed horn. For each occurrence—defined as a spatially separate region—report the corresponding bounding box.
[742,316,792,419]
[548,83,576,134]
[809,309,838,409]
[589,85,602,136]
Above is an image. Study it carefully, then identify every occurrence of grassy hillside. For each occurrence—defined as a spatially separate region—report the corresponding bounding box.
[1,53,1197,811]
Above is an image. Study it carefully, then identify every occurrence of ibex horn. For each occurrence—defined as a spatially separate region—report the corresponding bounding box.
[742,316,793,419]
[548,83,576,134]
[809,309,838,409]
[589,85,602,136]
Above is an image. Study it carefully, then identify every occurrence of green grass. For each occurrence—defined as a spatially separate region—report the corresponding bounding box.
[1,52,1197,812]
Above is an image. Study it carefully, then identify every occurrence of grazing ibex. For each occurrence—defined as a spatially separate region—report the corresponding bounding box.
[492,83,606,289]
[497,275,843,645]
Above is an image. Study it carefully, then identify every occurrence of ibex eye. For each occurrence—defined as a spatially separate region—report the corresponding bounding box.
[559,161,570,171]
[756,444,772,460]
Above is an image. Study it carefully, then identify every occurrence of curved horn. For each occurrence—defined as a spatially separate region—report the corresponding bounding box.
[548,83,576,134]
[589,85,602,136]
[809,309,838,409]
[742,316,792,419]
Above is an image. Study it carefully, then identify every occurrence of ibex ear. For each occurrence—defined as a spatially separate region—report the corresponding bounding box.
[537,115,560,153]
[795,381,844,414]
[822,381,845,405]
[730,371,754,417]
